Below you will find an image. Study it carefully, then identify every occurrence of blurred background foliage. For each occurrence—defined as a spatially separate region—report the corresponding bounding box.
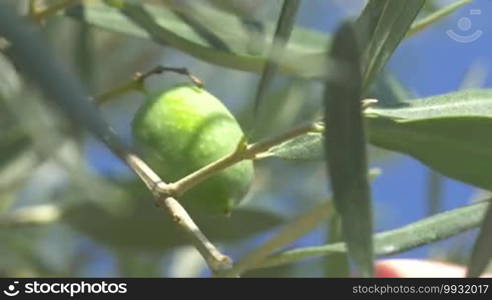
[0,0,491,277]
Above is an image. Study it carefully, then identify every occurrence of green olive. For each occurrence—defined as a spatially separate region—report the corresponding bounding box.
[132,84,254,215]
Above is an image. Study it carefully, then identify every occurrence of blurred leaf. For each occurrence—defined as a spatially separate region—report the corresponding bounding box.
[64,0,464,84]
[65,0,330,78]
[116,251,162,277]
[0,53,21,98]
[73,22,95,89]
[253,0,301,112]
[0,2,126,153]
[323,23,373,277]
[355,0,425,92]
[407,0,473,37]
[0,53,32,168]
[366,89,492,190]
[224,201,333,276]
[258,199,491,270]
[467,202,492,277]
[63,181,284,252]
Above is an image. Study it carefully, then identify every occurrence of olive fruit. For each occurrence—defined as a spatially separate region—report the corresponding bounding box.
[132,84,254,215]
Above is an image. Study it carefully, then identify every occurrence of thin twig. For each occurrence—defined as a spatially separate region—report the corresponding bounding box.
[171,122,324,196]
[111,150,233,272]
[94,66,203,105]
[157,196,232,271]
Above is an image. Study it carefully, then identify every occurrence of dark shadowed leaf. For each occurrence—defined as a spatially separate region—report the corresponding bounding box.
[323,22,373,277]
[467,202,492,277]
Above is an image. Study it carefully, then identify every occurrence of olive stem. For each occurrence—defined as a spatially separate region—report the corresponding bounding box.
[172,121,324,196]
[94,66,204,106]
[115,151,234,273]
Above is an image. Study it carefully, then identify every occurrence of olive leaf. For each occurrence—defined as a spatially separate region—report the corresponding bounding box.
[65,0,329,79]
[64,0,465,84]
[355,0,425,92]
[258,199,491,270]
[324,22,373,277]
[407,0,473,37]
[266,133,324,160]
[366,89,492,190]
[266,89,492,191]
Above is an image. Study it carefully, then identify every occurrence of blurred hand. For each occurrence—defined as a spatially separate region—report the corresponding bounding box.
[375,259,492,278]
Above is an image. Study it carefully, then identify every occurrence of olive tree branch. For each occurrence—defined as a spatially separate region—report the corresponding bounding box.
[169,122,324,197]
[0,8,231,274]
[169,100,377,197]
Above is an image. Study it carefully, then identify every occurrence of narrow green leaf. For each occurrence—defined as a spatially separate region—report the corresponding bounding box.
[65,0,329,78]
[324,22,373,277]
[267,133,324,160]
[253,0,301,113]
[467,202,492,277]
[366,89,492,190]
[64,0,463,82]
[407,0,474,37]
[266,89,492,192]
[256,199,491,270]
[355,0,425,92]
